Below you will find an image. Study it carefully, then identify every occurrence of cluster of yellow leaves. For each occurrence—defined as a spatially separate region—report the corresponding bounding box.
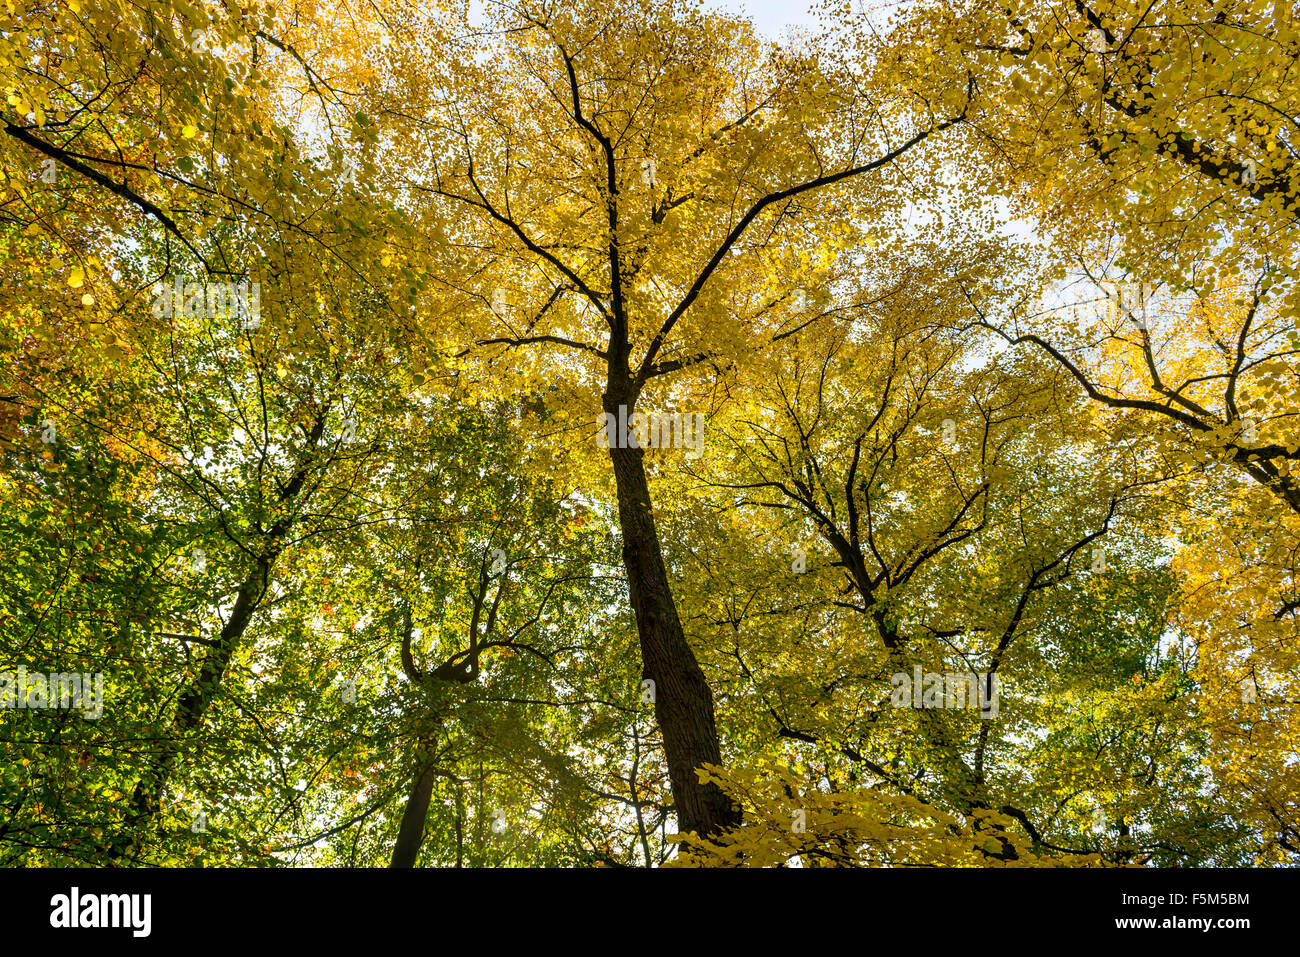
[1175,488,1300,862]
[670,764,1109,868]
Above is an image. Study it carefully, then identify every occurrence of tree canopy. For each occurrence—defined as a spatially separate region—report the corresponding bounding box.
[1,0,1295,867]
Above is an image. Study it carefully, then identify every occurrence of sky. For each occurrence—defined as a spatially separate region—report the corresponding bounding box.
[716,0,821,37]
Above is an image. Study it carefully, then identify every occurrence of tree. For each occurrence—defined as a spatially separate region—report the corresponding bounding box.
[3,0,1296,870]
[879,0,1300,514]
[666,237,1225,865]
[345,0,976,840]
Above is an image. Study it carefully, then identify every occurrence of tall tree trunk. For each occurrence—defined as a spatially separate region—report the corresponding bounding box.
[107,412,325,861]
[605,414,740,840]
[110,562,268,860]
[389,757,440,868]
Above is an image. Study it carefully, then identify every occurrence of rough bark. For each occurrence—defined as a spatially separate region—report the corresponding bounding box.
[605,398,740,839]
[389,758,440,868]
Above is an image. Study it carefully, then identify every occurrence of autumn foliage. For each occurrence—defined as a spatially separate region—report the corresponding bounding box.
[0,0,1295,867]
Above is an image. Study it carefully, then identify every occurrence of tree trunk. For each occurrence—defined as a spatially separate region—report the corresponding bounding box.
[606,431,740,840]
[109,563,268,860]
[107,413,325,861]
[389,758,440,868]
